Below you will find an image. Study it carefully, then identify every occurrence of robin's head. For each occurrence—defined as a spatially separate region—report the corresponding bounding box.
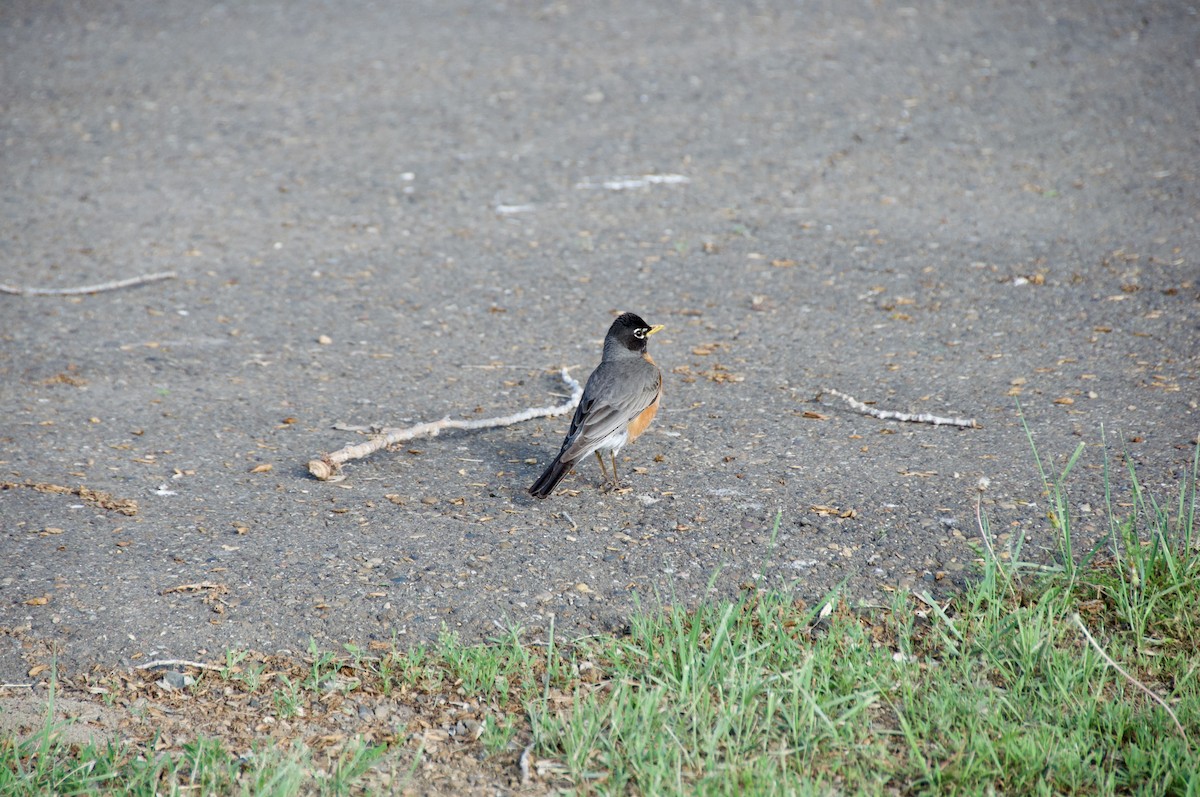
[607,312,664,353]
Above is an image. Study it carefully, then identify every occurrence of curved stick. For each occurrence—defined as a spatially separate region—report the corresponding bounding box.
[0,271,177,296]
[821,388,978,429]
[308,368,583,481]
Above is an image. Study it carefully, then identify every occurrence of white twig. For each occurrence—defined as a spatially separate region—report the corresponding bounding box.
[574,173,690,191]
[821,388,978,428]
[0,271,177,296]
[519,742,534,786]
[1072,614,1188,743]
[135,658,221,672]
[308,367,583,481]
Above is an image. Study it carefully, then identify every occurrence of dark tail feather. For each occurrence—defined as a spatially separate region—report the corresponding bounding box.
[529,456,572,499]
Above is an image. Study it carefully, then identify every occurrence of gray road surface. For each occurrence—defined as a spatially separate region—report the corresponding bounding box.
[2,0,1197,681]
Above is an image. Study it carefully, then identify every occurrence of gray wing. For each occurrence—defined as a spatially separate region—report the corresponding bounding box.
[557,359,660,462]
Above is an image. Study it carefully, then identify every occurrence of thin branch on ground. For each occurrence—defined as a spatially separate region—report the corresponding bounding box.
[162,583,226,595]
[0,271,177,296]
[308,367,583,481]
[821,388,979,428]
[135,659,221,672]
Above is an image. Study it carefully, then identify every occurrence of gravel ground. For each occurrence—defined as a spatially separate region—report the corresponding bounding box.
[2,0,1197,688]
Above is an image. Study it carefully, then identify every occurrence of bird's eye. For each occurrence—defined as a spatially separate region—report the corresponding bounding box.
[634,328,646,339]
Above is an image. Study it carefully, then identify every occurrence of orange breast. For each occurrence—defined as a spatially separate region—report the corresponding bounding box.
[626,356,662,442]
[626,395,659,442]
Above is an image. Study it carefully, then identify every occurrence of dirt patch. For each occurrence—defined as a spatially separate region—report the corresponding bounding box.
[1,652,565,795]
[0,694,124,750]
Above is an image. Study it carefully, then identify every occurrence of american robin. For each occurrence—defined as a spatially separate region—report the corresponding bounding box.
[529,312,664,498]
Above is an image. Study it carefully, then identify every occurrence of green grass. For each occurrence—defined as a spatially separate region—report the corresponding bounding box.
[3,441,1198,795]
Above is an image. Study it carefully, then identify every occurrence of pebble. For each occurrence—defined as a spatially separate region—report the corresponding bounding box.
[160,670,193,690]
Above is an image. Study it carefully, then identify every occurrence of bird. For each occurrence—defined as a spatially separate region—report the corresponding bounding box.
[529,312,664,498]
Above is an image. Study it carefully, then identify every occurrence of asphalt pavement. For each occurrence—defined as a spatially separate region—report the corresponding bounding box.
[2,0,1197,683]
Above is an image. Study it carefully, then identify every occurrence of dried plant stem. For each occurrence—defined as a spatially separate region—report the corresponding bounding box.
[308,368,583,481]
[822,388,978,428]
[0,271,177,296]
[1072,614,1188,743]
[1,480,139,515]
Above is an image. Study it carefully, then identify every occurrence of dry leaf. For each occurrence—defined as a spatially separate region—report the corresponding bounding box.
[249,463,273,474]
[23,595,51,606]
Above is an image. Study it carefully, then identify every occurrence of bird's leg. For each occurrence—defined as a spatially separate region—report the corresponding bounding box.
[609,451,621,489]
[594,451,612,490]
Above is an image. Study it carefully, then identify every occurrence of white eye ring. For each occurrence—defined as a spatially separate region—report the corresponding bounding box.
[634,328,646,339]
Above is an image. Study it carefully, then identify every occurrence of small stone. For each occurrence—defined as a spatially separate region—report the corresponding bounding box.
[160,670,193,690]
[462,719,485,740]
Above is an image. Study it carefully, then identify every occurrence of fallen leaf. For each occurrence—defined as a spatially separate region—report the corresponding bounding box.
[249,463,273,474]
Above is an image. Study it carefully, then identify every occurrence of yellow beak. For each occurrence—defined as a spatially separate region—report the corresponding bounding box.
[646,324,665,336]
